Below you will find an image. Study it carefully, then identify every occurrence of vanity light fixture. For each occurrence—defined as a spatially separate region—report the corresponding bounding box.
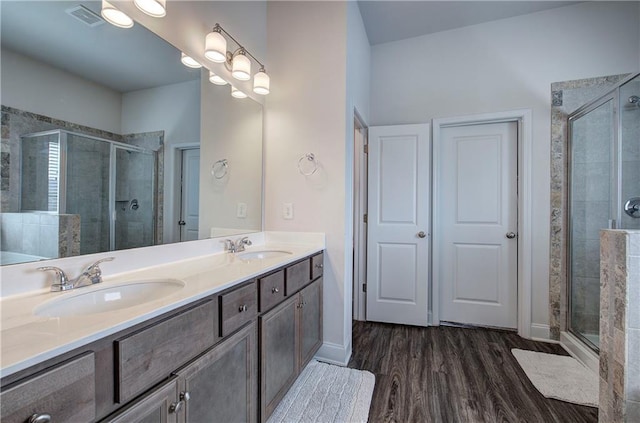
[209,71,228,86]
[134,0,166,18]
[101,0,133,28]
[204,23,270,96]
[231,86,248,99]
[181,53,202,69]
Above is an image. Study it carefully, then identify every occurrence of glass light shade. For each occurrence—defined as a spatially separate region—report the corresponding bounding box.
[253,70,270,95]
[180,53,202,69]
[205,31,227,63]
[134,0,166,17]
[231,86,247,99]
[101,0,133,28]
[231,53,251,81]
[209,71,228,86]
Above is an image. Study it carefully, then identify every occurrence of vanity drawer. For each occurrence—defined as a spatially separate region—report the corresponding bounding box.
[285,259,311,295]
[0,352,95,423]
[220,281,258,337]
[115,300,217,404]
[259,270,286,312]
[311,252,324,280]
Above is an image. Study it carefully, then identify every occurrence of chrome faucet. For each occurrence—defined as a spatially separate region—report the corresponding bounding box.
[223,237,253,253]
[38,257,115,292]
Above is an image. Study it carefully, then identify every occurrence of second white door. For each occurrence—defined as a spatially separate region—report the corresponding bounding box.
[438,122,518,329]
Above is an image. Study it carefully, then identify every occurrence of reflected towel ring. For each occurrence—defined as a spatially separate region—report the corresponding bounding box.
[298,153,318,176]
[211,159,228,179]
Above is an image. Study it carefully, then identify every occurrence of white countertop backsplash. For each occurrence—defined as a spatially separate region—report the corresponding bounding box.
[0,231,325,378]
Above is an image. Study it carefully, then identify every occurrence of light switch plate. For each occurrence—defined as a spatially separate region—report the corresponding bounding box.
[283,203,294,220]
[237,202,247,218]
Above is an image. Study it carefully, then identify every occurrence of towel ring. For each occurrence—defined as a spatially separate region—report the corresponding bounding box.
[211,159,228,179]
[298,153,318,176]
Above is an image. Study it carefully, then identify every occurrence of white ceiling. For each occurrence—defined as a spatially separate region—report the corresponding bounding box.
[0,1,199,93]
[357,1,582,45]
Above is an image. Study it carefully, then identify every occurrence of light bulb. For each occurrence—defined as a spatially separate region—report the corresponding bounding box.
[101,0,133,28]
[253,69,270,95]
[231,86,247,99]
[232,52,251,81]
[209,71,228,86]
[134,0,166,17]
[181,53,202,69]
[205,31,227,63]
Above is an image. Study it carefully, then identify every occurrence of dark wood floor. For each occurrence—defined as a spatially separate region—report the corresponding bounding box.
[348,321,598,423]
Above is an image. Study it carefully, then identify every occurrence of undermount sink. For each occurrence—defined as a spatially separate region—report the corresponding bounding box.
[34,279,185,318]
[236,250,293,261]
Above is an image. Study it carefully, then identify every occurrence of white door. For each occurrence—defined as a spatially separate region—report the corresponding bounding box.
[438,122,518,329]
[180,148,200,241]
[366,124,430,326]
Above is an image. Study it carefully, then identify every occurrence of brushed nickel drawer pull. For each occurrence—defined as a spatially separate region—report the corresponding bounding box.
[169,400,184,414]
[271,287,279,294]
[238,304,248,312]
[315,263,323,269]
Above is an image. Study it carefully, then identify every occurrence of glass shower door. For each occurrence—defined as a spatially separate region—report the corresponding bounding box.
[568,96,616,350]
[113,147,155,251]
[66,133,111,255]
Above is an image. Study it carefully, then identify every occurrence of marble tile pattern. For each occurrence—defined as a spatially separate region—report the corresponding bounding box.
[548,74,630,340]
[599,230,640,422]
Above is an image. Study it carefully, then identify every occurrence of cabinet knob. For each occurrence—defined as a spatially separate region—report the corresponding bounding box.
[180,391,191,402]
[29,414,52,423]
[315,263,323,269]
[271,287,279,294]
[169,400,184,414]
[238,304,248,313]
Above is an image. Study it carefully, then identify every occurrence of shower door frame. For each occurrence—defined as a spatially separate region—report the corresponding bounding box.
[566,79,625,353]
[19,129,155,253]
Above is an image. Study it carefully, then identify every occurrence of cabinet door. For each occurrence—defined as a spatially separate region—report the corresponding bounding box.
[298,277,323,369]
[259,296,298,422]
[178,322,257,423]
[102,377,179,423]
[1,353,95,423]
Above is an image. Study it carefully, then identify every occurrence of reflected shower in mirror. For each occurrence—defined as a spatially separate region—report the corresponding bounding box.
[0,1,263,266]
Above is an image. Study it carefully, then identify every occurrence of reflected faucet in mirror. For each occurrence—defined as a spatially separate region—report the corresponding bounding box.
[38,257,114,292]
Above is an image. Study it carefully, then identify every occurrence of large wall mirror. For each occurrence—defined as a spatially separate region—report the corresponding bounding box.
[0,1,263,266]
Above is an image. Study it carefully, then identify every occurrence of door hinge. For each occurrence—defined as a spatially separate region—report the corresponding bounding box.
[363,144,368,154]
[362,284,367,293]
[363,213,368,224]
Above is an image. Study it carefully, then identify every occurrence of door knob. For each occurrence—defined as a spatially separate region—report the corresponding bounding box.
[417,231,426,238]
[506,232,517,239]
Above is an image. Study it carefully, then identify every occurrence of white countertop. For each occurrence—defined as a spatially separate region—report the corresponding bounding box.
[0,241,323,378]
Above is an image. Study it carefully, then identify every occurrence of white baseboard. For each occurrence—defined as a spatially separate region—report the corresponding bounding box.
[560,331,599,373]
[315,341,352,367]
[530,323,551,341]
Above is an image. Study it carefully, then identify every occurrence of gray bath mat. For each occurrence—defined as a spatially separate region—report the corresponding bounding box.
[512,348,598,407]
[267,360,375,423]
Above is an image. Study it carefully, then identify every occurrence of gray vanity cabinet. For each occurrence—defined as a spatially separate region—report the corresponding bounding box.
[259,296,299,421]
[298,277,323,369]
[177,322,257,423]
[0,352,95,423]
[102,377,180,423]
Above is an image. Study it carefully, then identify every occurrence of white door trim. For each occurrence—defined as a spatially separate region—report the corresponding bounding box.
[432,109,533,339]
[352,116,367,321]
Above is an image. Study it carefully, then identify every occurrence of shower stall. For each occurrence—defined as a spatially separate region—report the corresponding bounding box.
[20,129,156,255]
[567,73,640,351]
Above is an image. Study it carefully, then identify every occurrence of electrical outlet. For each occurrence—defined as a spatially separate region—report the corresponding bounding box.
[283,203,294,220]
[237,202,247,218]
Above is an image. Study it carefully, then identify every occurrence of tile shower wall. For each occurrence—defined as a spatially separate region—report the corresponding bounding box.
[0,106,163,257]
[620,79,640,231]
[0,212,79,259]
[548,74,629,340]
[599,230,640,423]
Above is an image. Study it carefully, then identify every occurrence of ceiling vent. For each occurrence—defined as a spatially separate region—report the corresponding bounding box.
[65,5,105,28]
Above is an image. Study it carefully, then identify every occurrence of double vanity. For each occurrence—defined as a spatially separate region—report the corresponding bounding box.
[0,238,324,423]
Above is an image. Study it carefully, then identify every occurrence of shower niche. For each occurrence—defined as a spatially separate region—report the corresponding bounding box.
[20,129,156,257]
[566,73,640,351]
